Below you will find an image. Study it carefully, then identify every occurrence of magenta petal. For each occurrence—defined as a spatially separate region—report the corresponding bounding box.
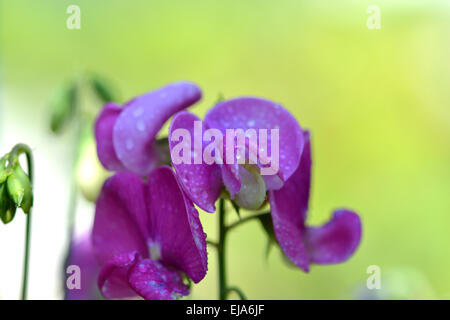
[204,97,304,183]
[169,111,222,213]
[94,103,126,171]
[113,82,202,176]
[93,173,149,266]
[305,210,362,264]
[98,251,139,299]
[128,259,189,300]
[269,189,310,272]
[147,166,207,283]
[268,131,312,271]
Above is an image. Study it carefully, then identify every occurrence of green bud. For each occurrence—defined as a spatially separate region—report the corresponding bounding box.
[0,156,11,184]
[50,82,77,134]
[6,165,33,213]
[90,75,117,103]
[0,183,16,224]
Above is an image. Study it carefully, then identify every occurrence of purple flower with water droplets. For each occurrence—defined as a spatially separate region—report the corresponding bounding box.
[169,97,305,212]
[169,97,361,270]
[95,81,202,176]
[92,166,207,299]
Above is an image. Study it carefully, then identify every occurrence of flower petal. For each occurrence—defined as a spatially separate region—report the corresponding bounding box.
[94,103,126,171]
[305,209,362,264]
[169,111,222,213]
[97,251,139,299]
[113,82,202,176]
[93,172,149,266]
[147,166,207,283]
[204,97,304,184]
[268,131,312,271]
[128,258,189,300]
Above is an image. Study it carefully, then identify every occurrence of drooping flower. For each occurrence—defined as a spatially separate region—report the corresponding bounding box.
[65,232,101,300]
[269,131,361,272]
[95,81,202,176]
[92,166,207,299]
[168,97,304,212]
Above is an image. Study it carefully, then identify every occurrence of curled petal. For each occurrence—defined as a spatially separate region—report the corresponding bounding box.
[113,82,202,176]
[268,131,312,271]
[93,173,149,266]
[169,111,222,213]
[204,97,304,184]
[147,166,207,283]
[128,259,189,300]
[305,209,362,264]
[98,251,139,299]
[94,103,125,171]
[269,191,310,272]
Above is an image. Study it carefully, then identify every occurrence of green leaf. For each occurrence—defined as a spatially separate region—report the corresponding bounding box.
[50,82,78,134]
[90,75,117,103]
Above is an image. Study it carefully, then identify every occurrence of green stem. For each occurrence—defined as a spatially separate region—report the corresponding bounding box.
[8,143,33,300]
[218,198,227,300]
[226,211,270,232]
[226,286,248,300]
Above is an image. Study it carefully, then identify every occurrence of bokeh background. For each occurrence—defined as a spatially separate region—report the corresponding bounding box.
[1,0,449,299]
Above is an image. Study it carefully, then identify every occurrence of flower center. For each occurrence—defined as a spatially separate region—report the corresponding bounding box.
[148,240,161,261]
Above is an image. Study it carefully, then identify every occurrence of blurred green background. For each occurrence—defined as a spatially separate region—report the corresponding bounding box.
[0,0,449,299]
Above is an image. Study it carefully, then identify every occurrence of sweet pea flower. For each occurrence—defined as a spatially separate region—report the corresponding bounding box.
[169,97,304,212]
[269,131,362,272]
[92,166,207,299]
[95,81,202,176]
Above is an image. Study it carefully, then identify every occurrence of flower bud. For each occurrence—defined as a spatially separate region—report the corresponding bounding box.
[0,156,11,184]
[50,82,77,134]
[6,165,33,213]
[0,183,16,224]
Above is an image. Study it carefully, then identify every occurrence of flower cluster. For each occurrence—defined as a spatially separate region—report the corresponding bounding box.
[91,81,362,300]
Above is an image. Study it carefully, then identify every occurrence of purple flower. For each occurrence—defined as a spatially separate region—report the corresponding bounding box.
[168,97,361,270]
[65,232,101,300]
[95,81,202,176]
[168,97,304,212]
[92,166,207,299]
[269,131,362,272]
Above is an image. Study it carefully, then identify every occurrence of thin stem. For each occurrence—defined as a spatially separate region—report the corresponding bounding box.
[226,286,248,300]
[66,120,82,242]
[206,240,218,248]
[226,211,270,232]
[217,198,227,300]
[8,143,33,300]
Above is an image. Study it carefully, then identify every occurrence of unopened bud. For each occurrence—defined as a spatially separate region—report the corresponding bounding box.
[6,165,33,213]
[0,156,11,184]
[0,183,16,224]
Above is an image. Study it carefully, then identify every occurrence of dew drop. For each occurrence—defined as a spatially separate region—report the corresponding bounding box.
[126,139,134,150]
